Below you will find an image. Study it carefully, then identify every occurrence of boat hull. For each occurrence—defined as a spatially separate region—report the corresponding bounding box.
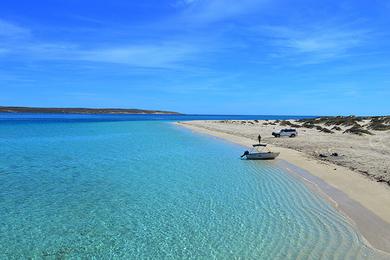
[245,152,280,160]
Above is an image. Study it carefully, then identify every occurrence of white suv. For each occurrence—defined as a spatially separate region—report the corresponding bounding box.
[272,129,298,138]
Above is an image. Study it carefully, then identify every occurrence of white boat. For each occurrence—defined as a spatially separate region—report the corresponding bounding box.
[241,144,280,160]
[245,151,280,160]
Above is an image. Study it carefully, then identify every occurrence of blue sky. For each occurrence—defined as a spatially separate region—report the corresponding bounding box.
[0,0,389,115]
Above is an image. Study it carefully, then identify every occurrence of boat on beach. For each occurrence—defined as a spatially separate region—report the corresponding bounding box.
[241,144,280,160]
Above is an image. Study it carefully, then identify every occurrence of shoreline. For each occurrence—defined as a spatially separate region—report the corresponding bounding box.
[176,121,390,254]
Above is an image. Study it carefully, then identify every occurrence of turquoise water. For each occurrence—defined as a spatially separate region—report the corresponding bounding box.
[0,121,386,258]
[0,113,314,122]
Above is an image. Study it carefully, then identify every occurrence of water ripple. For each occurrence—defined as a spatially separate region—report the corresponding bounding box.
[0,121,387,259]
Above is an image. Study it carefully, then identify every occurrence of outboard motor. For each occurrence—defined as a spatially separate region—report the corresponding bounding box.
[241,150,250,158]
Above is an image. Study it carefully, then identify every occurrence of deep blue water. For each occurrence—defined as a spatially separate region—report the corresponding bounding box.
[0,113,315,122]
[0,115,386,259]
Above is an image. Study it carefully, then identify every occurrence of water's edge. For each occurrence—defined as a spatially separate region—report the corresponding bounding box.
[175,122,390,255]
[277,160,390,255]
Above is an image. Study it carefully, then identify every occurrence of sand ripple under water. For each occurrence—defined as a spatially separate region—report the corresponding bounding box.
[0,121,387,258]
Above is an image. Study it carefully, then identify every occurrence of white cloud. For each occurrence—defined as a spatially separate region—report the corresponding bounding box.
[179,0,269,24]
[0,19,206,69]
[0,48,10,55]
[1,36,204,69]
[0,19,32,56]
[76,43,200,68]
[5,42,203,69]
[177,0,197,5]
[261,24,368,64]
[0,19,30,38]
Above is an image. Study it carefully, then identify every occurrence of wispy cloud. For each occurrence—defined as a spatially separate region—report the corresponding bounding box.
[178,0,269,24]
[0,19,206,69]
[9,42,201,69]
[261,24,369,64]
[7,42,204,69]
[0,19,30,38]
[0,48,10,55]
[77,43,199,68]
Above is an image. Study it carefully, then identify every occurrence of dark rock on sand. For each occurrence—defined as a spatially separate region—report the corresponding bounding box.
[321,128,334,134]
[344,126,373,136]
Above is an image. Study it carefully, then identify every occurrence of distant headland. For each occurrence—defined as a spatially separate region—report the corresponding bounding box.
[0,106,181,115]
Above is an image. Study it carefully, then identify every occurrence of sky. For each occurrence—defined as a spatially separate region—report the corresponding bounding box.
[0,0,389,115]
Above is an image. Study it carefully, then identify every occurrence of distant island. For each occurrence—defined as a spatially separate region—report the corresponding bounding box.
[0,106,181,115]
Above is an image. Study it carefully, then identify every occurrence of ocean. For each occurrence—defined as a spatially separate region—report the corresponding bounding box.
[0,114,386,258]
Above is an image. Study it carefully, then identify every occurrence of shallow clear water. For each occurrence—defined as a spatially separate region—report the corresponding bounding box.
[0,120,386,258]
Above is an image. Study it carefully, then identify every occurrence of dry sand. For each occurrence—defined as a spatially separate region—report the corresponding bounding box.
[176,119,390,254]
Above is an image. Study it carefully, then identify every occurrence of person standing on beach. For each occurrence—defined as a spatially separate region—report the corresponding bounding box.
[258,134,261,144]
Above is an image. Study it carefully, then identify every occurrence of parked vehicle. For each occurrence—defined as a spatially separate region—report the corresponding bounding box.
[272,129,297,138]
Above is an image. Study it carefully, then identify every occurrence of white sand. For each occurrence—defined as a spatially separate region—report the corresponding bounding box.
[176,120,390,253]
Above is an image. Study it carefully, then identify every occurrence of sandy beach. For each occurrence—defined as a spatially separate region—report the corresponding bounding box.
[177,118,390,254]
